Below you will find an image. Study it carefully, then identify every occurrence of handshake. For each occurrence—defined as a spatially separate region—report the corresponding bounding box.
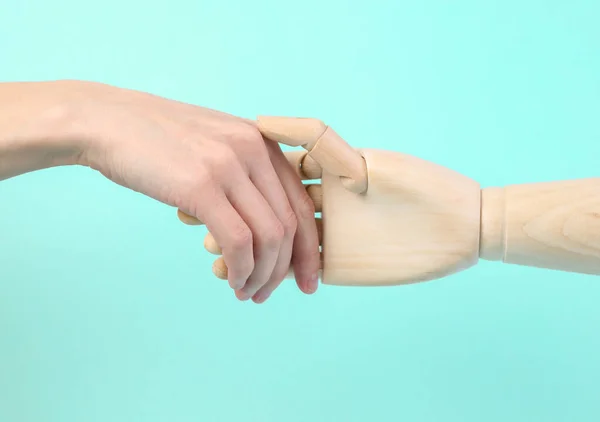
[178,116,600,287]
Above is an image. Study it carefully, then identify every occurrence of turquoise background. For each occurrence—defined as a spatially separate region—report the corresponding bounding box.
[1,0,600,421]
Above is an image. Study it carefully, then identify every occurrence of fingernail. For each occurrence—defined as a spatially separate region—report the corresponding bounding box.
[253,292,271,304]
[307,273,319,293]
[235,290,251,301]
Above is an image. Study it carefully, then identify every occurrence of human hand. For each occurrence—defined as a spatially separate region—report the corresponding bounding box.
[73,82,321,303]
[194,150,324,281]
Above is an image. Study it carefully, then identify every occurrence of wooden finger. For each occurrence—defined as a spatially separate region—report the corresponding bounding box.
[177,209,203,225]
[258,116,367,194]
[284,150,323,180]
[315,217,323,244]
[204,233,222,255]
[212,257,228,280]
[301,154,323,180]
[258,116,326,149]
[306,184,322,212]
[308,126,367,193]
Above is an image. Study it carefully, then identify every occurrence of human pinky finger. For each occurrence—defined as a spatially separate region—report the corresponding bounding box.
[198,198,255,291]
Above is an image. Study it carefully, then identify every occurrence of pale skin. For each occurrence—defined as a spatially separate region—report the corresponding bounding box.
[0,80,321,303]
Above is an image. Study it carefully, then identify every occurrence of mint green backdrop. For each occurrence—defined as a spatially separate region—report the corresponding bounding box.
[1,1,599,421]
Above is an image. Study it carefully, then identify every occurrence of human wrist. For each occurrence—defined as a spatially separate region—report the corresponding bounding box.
[0,79,97,180]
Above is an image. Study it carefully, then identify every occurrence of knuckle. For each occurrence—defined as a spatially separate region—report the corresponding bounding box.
[228,224,253,251]
[212,143,237,166]
[174,172,215,217]
[205,144,242,178]
[192,169,215,192]
[260,220,285,249]
[233,128,268,157]
[188,174,218,208]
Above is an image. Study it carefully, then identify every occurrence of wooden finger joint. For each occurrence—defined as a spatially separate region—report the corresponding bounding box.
[257,116,368,194]
[307,126,368,194]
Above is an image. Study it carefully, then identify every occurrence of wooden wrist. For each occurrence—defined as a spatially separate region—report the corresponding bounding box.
[480,180,600,274]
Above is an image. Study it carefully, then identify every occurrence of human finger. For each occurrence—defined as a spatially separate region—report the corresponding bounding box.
[252,148,322,302]
[193,190,254,291]
[244,148,299,302]
[224,167,285,301]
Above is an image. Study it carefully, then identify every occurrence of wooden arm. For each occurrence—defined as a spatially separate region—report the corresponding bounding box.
[480,178,600,275]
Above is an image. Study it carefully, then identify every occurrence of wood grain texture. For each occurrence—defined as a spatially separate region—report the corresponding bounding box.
[480,178,600,274]
[320,149,481,286]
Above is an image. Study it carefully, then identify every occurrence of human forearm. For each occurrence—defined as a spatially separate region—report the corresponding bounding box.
[0,80,91,180]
